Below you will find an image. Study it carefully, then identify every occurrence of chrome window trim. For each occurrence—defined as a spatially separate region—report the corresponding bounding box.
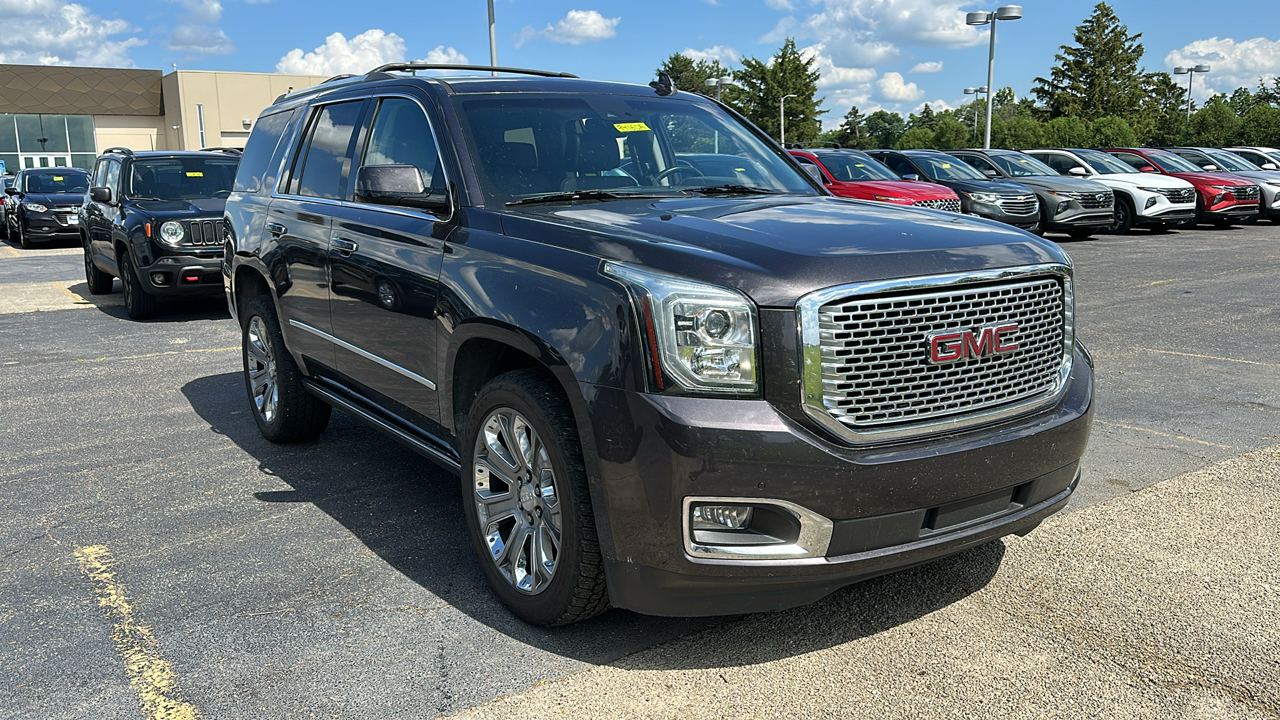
[288,319,437,390]
[796,263,1074,445]
[682,496,833,560]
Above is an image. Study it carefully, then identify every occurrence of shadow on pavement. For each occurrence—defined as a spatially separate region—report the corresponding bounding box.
[182,370,1003,668]
[87,287,230,323]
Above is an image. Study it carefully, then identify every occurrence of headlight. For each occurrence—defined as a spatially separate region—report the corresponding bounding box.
[23,203,48,213]
[1263,181,1280,189]
[159,221,185,246]
[603,262,758,395]
[873,195,912,203]
[964,191,1001,204]
[1136,187,1165,194]
[1207,184,1235,191]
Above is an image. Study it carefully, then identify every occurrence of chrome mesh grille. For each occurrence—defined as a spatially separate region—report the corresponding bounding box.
[996,194,1038,215]
[1231,185,1260,201]
[912,198,962,213]
[1072,191,1113,209]
[1159,187,1196,204]
[815,277,1066,430]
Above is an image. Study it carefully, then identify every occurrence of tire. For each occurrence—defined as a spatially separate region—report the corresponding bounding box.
[119,249,159,320]
[462,369,609,626]
[83,236,113,295]
[241,294,331,443]
[16,217,30,249]
[0,215,8,242]
[1109,197,1133,234]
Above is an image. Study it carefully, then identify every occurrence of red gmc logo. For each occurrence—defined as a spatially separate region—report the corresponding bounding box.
[928,324,1020,363]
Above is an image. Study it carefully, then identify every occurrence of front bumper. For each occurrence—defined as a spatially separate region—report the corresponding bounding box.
[584,346,1094,617]
[1044,207,1113,231]
[1203,202,1259,221]
[136,252,224,296]
[20,211,81,238]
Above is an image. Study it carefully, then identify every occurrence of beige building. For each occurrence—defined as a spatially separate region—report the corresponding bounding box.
[0,63,330,174]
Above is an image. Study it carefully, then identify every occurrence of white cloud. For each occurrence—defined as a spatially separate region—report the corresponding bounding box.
[517,10,620,47]
[1165,36,1280,100]
[167,24,233,55]
[276,29,405,75]
[878,72,923,102]
[765,0,794,8]
[767,0,985,68]
[912,98,954,114]
[169,0,222,24]
[412,45,470,75]
[0,0,145,66]
[910,61,943,73]
[683,45,741,65]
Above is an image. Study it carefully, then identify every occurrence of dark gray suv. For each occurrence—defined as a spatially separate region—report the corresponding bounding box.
[948,149,1115,239]
[223,64,1094,625]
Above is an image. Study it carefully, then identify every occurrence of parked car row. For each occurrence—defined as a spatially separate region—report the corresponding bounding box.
[785,143,1280,236]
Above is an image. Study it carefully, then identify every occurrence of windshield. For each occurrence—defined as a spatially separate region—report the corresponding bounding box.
[814,152,900,181]
[1076,149,1137,175]
[23,172,89,194]
[127,157,240,200]
[987,153,1058,177]
[912,154,987,181]
[454,94,816,205]
[1145,151,1203,174]
[1205,150,1259,172]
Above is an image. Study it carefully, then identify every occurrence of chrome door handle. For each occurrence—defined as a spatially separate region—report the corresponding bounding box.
[266,222,287,236]
[332,237,359,254]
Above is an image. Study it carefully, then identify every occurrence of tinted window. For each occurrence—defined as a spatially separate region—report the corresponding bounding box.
[23,171,89,193]
[128,157,239,200]
[1075,150,1136,175]
[92,159,109,186]
[880,155,917,177]
[295,101,364,200]
[1144,151,1202,174]
[103,161,121,194]
[814,153,900,181]
[361,98,442,193]
[1111,152,1149,171]
[1205,150,1257,172]
[986,153,1058,178]
[233,109,297,194]
[912,155,987,180]
[1033,153,1078,174]
[954,154,998,174]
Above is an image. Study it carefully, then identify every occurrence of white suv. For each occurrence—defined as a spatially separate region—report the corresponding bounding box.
[1025,148,1197,234]
[1226,146,1280,171]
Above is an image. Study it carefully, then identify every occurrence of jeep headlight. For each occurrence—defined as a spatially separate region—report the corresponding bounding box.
[603,262,758,394]
[159,221,185,246]
[964,191,1001,204]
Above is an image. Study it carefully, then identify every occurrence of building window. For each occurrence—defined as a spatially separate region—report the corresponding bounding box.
[197,104,206,148]
[0,113,98,172]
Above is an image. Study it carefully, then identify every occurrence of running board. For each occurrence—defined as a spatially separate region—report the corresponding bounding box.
[303,379,462,474]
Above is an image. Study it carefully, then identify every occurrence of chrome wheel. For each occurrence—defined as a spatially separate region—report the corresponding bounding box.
[472,408,562,595]
[246,315,279,424]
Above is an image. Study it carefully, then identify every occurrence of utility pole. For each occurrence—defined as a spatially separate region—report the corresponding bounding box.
[780,93,797,145]
[966,6,1023,149]
[488,0,498,77]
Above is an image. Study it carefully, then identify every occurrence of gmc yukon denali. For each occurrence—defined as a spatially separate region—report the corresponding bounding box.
[222,64,1094,626]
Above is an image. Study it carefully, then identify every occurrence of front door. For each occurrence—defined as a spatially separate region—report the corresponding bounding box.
[327,95,449,428]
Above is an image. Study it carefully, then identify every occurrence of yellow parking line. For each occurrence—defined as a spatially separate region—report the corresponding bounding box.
[0,245,18,258]
[1134,347,1280,368]
[76,346,240,363]
[53,282,92,305]
[1094,420,1233,450]
[74,545,200,720]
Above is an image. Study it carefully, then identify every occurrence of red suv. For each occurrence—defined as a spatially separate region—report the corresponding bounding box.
[789,149,961,212]
[1103,148,1259,228]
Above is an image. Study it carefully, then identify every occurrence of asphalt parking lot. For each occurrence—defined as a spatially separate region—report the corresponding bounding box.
[1,224,1278,718]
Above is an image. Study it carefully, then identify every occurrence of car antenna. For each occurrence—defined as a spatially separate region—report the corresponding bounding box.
[650,72,677,97]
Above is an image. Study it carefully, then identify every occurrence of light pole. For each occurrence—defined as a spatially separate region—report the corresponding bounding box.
[1173,64,1210,129]
[704,76,738,152]
[487,0,498,76]
[966,5,1022,149]
[780,93,797,145]
[964,86,988,145]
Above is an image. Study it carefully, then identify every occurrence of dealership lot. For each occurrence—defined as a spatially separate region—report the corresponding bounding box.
[1,225,1278,717]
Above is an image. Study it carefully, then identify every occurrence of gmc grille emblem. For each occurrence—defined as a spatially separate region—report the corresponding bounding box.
[928,324,1020,364]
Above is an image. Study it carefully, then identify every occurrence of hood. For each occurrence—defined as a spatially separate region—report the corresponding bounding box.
[1168,171,1255,186]
[21,192,85,208]
[131,197,227,216]
[1215,169,1280,183]
[832,179,957,200]
[500,195,1068,307]
[1094,173,1191,189]
[1007,175,1110,193]
[929,177,1036,196]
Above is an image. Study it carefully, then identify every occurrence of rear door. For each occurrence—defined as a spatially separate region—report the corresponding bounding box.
[326,93,451,428]
[268,98,368,372]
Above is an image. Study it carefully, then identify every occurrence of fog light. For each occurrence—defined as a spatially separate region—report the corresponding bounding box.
[151,272,167,285]
[1146,196,1158,209]
[1057,201,1070,213]
[691,504,753,531]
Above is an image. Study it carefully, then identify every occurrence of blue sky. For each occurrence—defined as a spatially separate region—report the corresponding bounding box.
[2,1,1277,127]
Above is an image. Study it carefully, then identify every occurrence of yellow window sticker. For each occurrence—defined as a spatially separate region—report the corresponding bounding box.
[54,176,64,181]
[1019,159,1028,163]
[855,163,864,167]
[735,167,746,172]
[186,171,204,177]
[941,163,952,169]
[614,122,651,133]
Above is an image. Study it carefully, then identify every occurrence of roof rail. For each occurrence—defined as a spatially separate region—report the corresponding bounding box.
[199,147,243,154]
[104,147,135,156]
[371,63,578,79]
[322,74,358,84]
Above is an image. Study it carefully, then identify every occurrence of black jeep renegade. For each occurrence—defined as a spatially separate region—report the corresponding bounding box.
[223,64,1094,626]
[80,148,241,319]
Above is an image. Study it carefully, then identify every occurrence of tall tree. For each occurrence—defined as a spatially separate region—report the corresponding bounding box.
[931,117,970,149]
[733,38,825,142]
[864,110,906,149]
[1032,3,1149,121]
[894,127,935,150]
[656,53,730,99]
[908,103,938,131]
[832,105,868,148]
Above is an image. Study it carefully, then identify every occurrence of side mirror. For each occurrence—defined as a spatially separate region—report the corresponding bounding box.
[90,186,113,204]
[1262,163,1278,170]
[1201,164,1218,171]
[354,165,448,212]
[801,165,823,182]
[1068,167,1088,176]
[1139,165,1156,173]
[4,187,18,197]
[982,169,999,178]
[902,174,920,182]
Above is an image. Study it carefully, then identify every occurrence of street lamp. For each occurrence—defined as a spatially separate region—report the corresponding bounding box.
[964,86,988,145]
[966,5,1022,149]
[780,93,798,145]
[704,76,739,153]
[1173,64,1210,129]
[488,0,498,76]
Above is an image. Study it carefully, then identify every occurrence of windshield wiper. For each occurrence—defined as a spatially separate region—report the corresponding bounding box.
[506,190,679,207]
[680,184,783,196]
